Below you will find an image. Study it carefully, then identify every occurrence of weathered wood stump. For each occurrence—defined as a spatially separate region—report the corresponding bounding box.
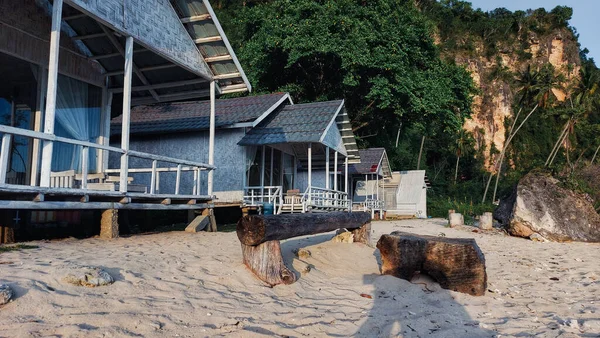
[479,212,493,230]
[237,212,371,286]
[377,231,487,296]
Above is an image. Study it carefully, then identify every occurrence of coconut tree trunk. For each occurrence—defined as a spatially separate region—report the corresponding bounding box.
[592,144,600,165]
[454,155,460,185]
[545,121,571,167]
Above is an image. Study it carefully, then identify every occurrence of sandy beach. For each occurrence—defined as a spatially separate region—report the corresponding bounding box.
[0,219,599,337]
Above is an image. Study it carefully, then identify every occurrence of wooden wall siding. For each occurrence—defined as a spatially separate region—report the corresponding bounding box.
[296,170,328,192]
[65,0,212,80]
[322,123,347,156]
[0,0,103,85]
[110,128,246,196]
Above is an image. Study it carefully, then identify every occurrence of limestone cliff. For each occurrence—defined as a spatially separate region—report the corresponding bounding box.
[425,5,582,170]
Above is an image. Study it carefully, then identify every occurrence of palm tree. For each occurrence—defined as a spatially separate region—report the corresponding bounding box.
[454,130,469,184]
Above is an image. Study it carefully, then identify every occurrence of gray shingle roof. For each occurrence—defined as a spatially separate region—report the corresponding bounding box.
[237,100,344,146]
[350,148,386,175]
[111,93,288,136]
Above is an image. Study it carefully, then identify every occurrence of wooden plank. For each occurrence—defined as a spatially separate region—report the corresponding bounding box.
[214,72,241,80]
[181,14,211,23]
[30,66,48,186]
[105,64,178,77]
[127,150,214,169]
[40,0,63,187]
[109,78,207,94]
[150,160,157,194]
[72,32,106,40]
[194,36,222,44]
[205,55,233,63]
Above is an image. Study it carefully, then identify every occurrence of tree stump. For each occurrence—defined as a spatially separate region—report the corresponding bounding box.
[241,241,297,286]
[448,213,464,228]
[376,231,487,296]
[479,212,493,230]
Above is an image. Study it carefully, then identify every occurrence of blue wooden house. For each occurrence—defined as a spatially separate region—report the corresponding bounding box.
[111,93,361,214]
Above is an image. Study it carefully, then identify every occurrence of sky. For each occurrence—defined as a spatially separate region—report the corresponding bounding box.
[467,0,599,64]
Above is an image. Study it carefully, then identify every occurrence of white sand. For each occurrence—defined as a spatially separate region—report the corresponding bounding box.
[0,219,599,337]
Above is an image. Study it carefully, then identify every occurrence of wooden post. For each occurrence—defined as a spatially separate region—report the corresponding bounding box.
[175,164,182,195]
[31,66,48,186]
[81,146,89,189]
[100,209,119,239]
[308,143,312,204]
[150,160,157,194]
[269,147,274,186]
[260,145,265,198]
[97,86,111,173]
[119,36,134,193]
[40,0,63,187]
[207,80,216,196]
[334,151,338,191]
[0,134,11,184]
[325,146,330,190]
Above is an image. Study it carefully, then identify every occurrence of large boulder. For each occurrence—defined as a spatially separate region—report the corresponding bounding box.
[495,173,600,242]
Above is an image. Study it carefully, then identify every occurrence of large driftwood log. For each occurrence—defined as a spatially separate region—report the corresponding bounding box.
[241,240,297,286]
[377,231,487,296]
[351,222,371,245]
[237,212,371,246]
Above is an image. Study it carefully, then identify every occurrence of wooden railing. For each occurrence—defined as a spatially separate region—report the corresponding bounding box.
[303,186,349,211]
[0,125,215,197]
[243,186,283,213]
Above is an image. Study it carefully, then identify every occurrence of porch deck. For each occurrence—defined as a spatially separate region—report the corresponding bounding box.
[243,186,349,214]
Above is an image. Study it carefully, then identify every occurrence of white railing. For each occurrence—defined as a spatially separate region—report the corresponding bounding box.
[0,125,215,197]
[303,186,349,211]
[243,186,283,213]
[365,198,386,210]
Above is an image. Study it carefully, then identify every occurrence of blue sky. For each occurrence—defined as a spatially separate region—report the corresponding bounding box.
[467,0,599,63]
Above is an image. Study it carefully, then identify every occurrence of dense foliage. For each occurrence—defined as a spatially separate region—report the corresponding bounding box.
[215,0,600,216]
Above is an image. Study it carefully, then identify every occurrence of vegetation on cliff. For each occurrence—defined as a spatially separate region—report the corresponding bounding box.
[214,0,600,216]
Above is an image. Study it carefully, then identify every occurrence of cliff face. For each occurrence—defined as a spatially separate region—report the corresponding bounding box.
[449,29,581,170]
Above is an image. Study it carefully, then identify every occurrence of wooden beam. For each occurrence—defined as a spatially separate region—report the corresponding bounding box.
[105,64,178,77]
[99,25,160,102]
[181,14,211,23]
[194,36,222,44]
[30,66,47,186]
[40,0,63,188]
[0,201,212,210]
[130,89,210,105]
[214,72,241,80]
[119,36,134,193]
[63,13,87,21]
[237,212,371,246]
[205,55,233,63]
[109,78,206,93]
[72,32,106,41]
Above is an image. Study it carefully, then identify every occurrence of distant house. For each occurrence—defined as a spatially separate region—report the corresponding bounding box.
[383,170,430,219]
[349,148,392,217]
[111,94,361,214]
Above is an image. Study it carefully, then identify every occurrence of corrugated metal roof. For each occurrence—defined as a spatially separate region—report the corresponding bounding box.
[111,93,288,136]
[238,100,344,147]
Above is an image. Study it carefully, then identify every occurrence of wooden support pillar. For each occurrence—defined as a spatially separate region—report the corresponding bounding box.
[0,134,11,184]
[269,147,274,186]
[307,143,312,204]
[325,146,330,190]
[100,209,119,239]
[260,145,265,197]
[344,156,348,194]
[98,87,112,173]
[40,0,63,187]
[31,66,48,186]
[208,80,216,196]
[0,212,15,244]
[119,36,134,193]
[334,151,338,191]
[202,208,218,232]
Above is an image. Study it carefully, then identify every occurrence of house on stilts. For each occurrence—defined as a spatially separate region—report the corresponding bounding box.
[0,0,249,242]
[110,93,362,216]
